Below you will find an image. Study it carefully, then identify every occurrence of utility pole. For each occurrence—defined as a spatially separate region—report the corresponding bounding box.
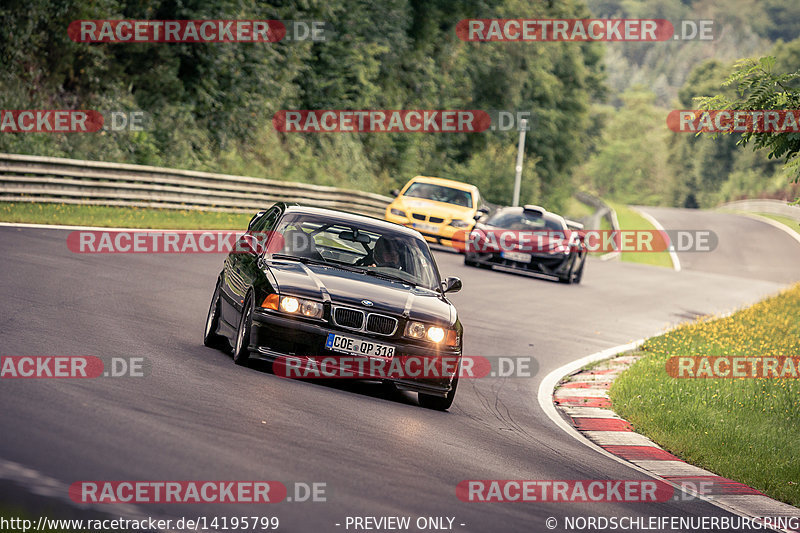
[512,119,527,207]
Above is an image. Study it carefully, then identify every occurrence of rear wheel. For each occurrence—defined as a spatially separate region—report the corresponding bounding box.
[418,376,458,411]
[233,293,254,366]
[203,279,225,348]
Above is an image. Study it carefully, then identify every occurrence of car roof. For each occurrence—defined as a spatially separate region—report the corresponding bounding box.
[283,205,425,239]
[408,175,478,193]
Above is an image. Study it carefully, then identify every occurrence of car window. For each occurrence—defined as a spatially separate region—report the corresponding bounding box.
[250,208,279,234]
[272,213,439,289]
[403,182,473,208]
[486,211,566,231]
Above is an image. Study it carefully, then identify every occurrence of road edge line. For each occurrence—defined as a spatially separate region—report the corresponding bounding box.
[629,207,681,272]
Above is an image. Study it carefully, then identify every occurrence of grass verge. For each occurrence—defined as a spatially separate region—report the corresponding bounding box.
[607,201,674,268]
[609,284,800,506]
[0,202,250,229]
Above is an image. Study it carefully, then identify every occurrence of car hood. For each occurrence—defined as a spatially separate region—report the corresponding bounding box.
[267,260,454,326]
[394,197,476,220]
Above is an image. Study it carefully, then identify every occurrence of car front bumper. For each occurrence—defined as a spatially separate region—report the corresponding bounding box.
[467,250,577,275]
[249,309,460,397]
[385,212,471,250]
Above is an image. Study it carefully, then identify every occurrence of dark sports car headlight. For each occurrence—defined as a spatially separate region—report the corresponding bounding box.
[261,294,323,319]
[405,321,459,346]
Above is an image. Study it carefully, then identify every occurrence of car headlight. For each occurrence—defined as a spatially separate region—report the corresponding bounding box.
[449,219,471,228]
[280,296,300,313]
[261,294,323,319]
[427,326,445,343]
[390,208,406,217]
[404,321,459,346]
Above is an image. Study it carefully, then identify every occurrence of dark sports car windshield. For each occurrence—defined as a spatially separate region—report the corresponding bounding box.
[486,210,566,232]
[271,213,440,290]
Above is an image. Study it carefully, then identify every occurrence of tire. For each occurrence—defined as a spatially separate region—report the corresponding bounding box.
[465,254,491,269]
[233,293,254,366]
[558,256,576,284]
[381,380,400,396]
[418,376,458,411]
[203,279,225,348]
[573,258,585,284]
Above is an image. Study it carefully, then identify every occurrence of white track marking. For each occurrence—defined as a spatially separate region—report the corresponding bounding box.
[629,207,681,272]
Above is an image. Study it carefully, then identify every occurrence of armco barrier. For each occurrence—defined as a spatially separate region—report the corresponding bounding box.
[718,199,800,222]
[0,153,393,218]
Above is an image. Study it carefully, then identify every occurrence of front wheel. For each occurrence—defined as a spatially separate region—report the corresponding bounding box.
[572,257,585,284]
[558,256,577,284]
[203,279,225,348]
[233,293,254,366]
[419,376,458,411]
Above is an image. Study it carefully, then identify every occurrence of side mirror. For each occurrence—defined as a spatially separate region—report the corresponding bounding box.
[442,276,462,294]
[390,189,400,197]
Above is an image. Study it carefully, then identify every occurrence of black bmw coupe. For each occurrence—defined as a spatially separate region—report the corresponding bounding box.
[203,203,464,410]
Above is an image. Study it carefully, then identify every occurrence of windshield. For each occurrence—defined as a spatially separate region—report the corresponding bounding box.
[270,213,440,290]
[403,182,473,208]
[486,211,566,232]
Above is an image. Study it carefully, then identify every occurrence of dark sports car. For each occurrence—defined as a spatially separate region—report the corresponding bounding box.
[203,203,464,410]
[463,205,587,284]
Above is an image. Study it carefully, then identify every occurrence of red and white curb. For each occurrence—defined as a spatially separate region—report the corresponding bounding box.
[538,342,799,533]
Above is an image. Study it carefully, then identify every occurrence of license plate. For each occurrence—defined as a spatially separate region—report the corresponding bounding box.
[325,333,395,359]
[501,251,532,263]
[412,222,439,233]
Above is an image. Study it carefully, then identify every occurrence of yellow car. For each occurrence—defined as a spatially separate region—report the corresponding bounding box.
[385,176,487,249]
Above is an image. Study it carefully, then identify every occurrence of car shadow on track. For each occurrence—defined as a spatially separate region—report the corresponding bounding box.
[469,263,572,285]
[244,357,422,408]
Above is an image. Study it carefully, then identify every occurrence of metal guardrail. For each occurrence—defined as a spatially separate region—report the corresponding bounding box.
[574,191,620,232]
[717,199,800,221]
[0,153,393,218]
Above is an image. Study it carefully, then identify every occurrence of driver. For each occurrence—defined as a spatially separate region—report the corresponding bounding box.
[371,236,401,268]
